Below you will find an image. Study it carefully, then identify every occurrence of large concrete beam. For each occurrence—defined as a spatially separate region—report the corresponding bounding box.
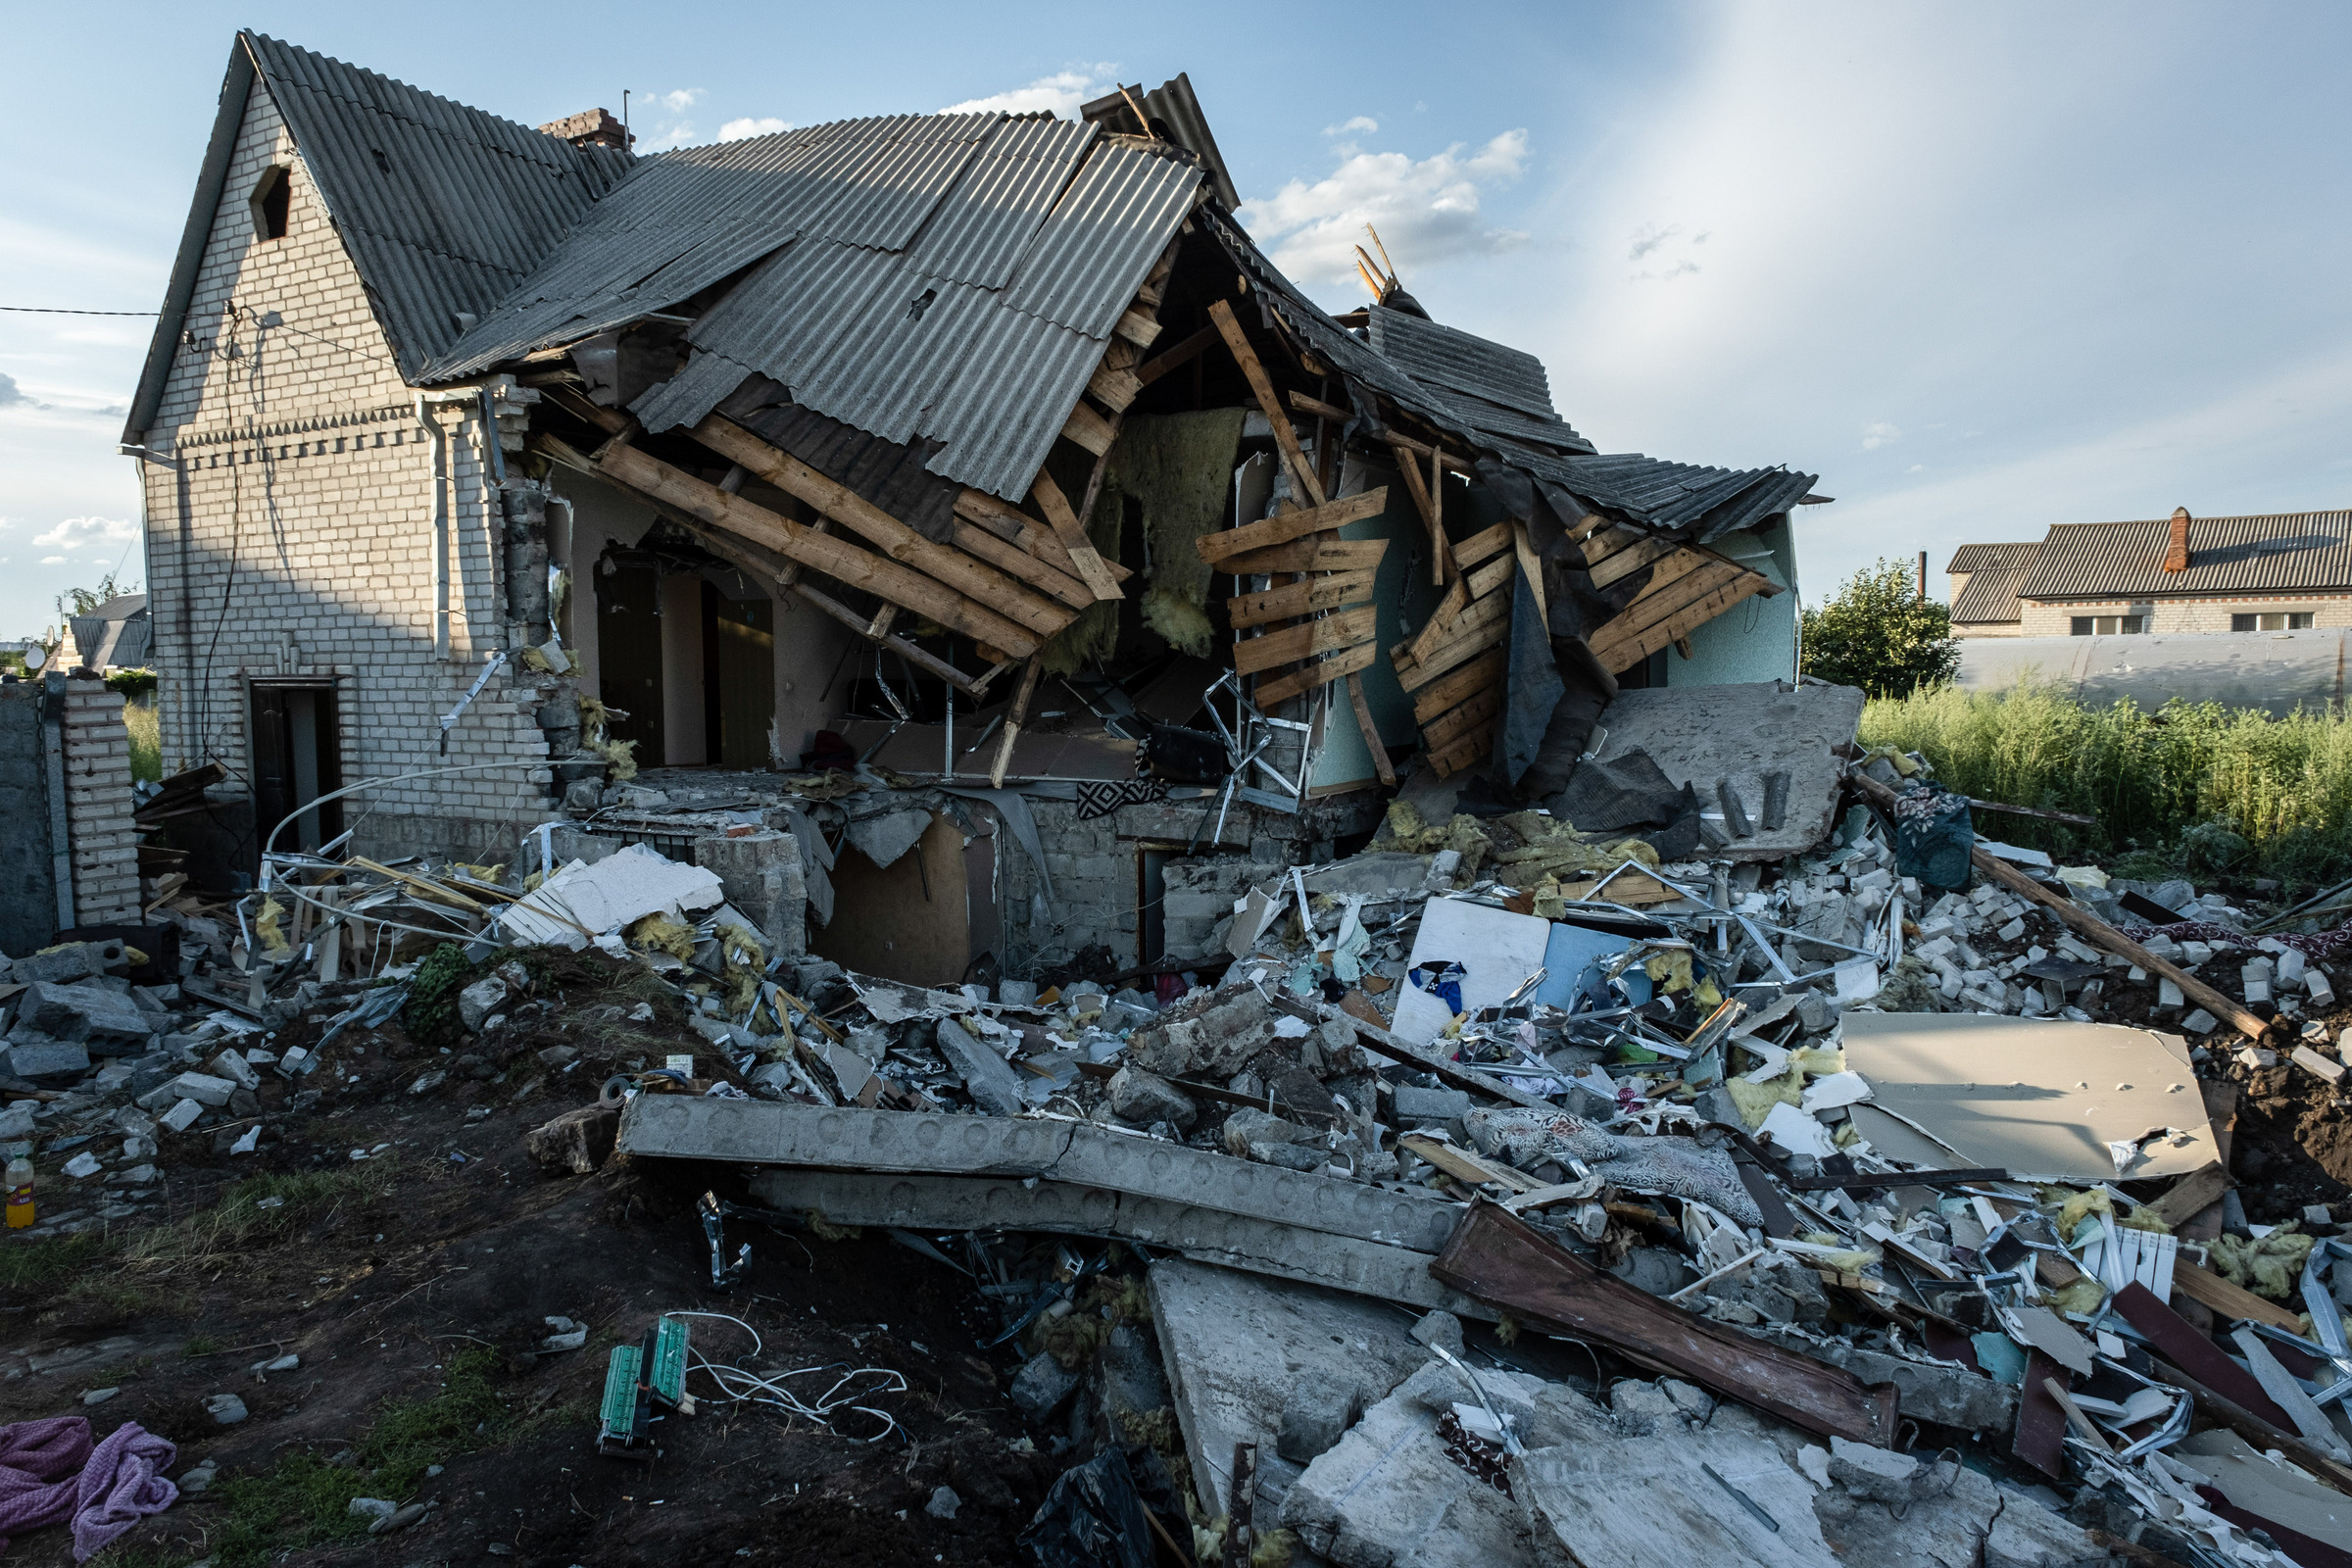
[748,1169,1494,1321]
[622,1097,1460,1251]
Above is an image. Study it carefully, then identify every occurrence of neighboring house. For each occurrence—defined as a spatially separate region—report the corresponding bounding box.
[1947,509,2352,638]
[122,31,1825,907]
[68,594,152,671]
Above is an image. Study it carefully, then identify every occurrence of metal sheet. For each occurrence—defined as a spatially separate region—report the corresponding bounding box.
[1957,627,2352,716]
[1004,138,1200,338]
[1947,542,2041,574]
[1951,565,2030,624]
[1369,305,1559,422]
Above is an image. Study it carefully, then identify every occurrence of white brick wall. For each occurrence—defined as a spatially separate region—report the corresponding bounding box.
[134,77,558,862]
[59,683,139,925]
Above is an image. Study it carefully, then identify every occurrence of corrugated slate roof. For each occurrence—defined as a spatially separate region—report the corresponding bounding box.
[1951,566,2030,623]
[2015,512,2352,600]
[1946,541,2041,574]
[1367,306,1558,422]
[431,114,1198,499]
[243,34,629,379]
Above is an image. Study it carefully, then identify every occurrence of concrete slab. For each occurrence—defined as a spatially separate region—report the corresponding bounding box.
[1581,681,1866,861]
[749,1169,1494,1320]
[624,1097,1459,1250]
[1146,1257,1441,1518]
[1513,1422,1836,1568]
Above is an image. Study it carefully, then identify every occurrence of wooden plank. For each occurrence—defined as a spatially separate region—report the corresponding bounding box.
[2110,1282,2300,1433]
[1206,299,1324,508]
[1113,307,1163,349]
[1596,576,1771,673]
[1579,523,1646,566]
[2014,1351,2070,1479]
[1465,551,1516,603]
[1428,722,1497,779]
[1346,671,1396,787]
[1133,323,1218,387]
[1421,687,1501,752]
[1431,1202,1902,1445]
[1060,398,1118,457]
[691,415,1070,637]
[1030,469,1123,602]
[638,502,991,695]
[1555,870,1678,906]
[580,438,1041,658]
[1590,533,1680,590]
[1411,650,1508,725]
[1086,361,1143,414]
[1252,642,1375,709]
[948,520,1094,612]
[1513,521,1548,625]
[1216,538,1388,576]
[1395,593,1513,693]
[1588,563,1747,662]
[990,656,1046,788]
[1399,1134,1542,1193]
[1404,576,1470,667]
[1195,489,1389,565]
[2172,1259,2306,1331]
[1383,434,1447,583]
[1455,521,1514,570]
[1226,570,1376,629]
[954,489,1132,586]
[2144,1162,2234,1231]
[1235,607,1378,677]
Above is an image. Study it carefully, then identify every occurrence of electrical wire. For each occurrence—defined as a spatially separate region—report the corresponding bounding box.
[0,306,158,316]
[659,1310,907,1443]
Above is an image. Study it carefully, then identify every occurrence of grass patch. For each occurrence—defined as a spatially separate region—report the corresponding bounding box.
[205,1347,513,1567]
[0,1228,119,1290]
[122,695,160,784]
[1861,681,2352,896]
[181,1335,220,1357]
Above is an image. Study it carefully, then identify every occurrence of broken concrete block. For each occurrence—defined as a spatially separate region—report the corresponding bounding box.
[207,1050,261,1092]
[1105,1066,1197,1130]
[524,1103,618,1174]
[0,1106,29,1141]
[1828,1436,1919,1504]
[1513,1418,1834,1567]
[1221,1107,1312,1156]
[2294,1046,2346,1085]
[2180,1007,2218,1035]
[1007,1351,1080,1422]
[1410,1309,1464,1356]
[693,829,807,962]
[163,1071,237,1108]
[16,944,103,984]
[19,981,150,1046]
[1749,1326,2018,1432]
[1277,1381,1362,1465]
[159,1099,204,1134]
[933,1017,1025,1117]
[633,1097,1462,1253]
[458,978,508,1033]
[1248,1141,1327,1172]
[1392,1085,1472,1123]
[1,1041,91,1082]
[2314,969,2339,1008]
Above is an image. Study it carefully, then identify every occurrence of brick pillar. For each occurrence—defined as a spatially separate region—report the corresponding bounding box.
[58,678,140,925]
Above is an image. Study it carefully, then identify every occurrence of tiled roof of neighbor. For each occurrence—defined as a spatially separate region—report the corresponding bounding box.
[1951,566,2030,623]
[1946,542,2042,574]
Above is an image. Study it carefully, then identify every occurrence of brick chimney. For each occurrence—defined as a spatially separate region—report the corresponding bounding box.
[2161,507,2191,573]
[538,108,633,151]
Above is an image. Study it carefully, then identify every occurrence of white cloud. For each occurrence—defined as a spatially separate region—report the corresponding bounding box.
[31,515,135,552]
[1238,129,1531,287]
[1325,116,1379,138]
[1860,421,1902,451]
[38,557,64,565]
[1627,222,1708,280]
[717,117,791,142]
[940,66,1118,119]
[657,89,701,113]
[0,372,28,409]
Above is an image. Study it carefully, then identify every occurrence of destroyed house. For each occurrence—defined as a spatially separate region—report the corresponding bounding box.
[124,32,1823,980]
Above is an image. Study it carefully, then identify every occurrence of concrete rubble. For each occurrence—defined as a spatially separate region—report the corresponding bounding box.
[22,719,2352,1565]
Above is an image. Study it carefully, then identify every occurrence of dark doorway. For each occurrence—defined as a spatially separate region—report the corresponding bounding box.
[598,558,664,760]
[250,680,343,855]
[703,582,775,769]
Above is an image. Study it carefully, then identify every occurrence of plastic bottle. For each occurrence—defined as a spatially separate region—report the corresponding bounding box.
[4,1157,30,1229]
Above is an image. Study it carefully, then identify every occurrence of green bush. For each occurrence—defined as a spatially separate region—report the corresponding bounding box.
[1802,558,1960,697]
[104,667,157,699]
[1859,681,2352,893]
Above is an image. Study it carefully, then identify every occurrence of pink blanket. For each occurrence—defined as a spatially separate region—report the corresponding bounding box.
[0,1416,178,1560]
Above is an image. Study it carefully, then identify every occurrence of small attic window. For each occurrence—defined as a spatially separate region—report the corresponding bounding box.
[250,165,292,242]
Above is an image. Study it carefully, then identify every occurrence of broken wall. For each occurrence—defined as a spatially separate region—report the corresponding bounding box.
[1666,514,1800,688]
[0,682,61,955]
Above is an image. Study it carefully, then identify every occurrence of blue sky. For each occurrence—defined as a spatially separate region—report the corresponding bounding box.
[2,1,2348,638]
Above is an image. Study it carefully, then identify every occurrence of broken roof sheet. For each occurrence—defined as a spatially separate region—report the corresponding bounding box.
[433,117,1199,500]
[1199,205,1816,543]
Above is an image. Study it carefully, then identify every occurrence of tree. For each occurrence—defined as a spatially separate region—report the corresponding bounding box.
[1800,557,1960,697]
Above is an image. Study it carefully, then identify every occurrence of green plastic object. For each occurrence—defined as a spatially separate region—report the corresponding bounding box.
[598,1345,642,1444]
[597,1317,692,1458]
[648,1317,689,1404]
